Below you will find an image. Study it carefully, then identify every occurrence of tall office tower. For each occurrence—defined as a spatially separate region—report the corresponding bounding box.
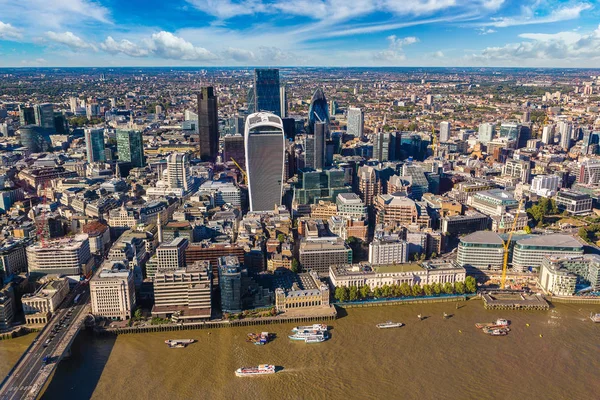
[116,129,145,167]
[197,87,219,161]
[84,128,106,163]
[426,95,434,106]
[167,152,193,191]
[439,121,451,142]
[373,131,396,162]
[34,104,55,130]
[478,123,495,145]
[522,110,531,123]
[223,134,245,167]
[541,125,554,144]
[329,100,338,116]
[308,88,329,134]
[54,114,69,135]
[279,85,287,118]
[19,125,50,153]
[347,107,364,137]
[19,105,35,126]
[582,129,593,155]
[218,256,243,313]
[244,112,285,212]
[499,122,521,142]
[253,69,281,116]
[282,117,296,140]
[69,97,78,113]
[247,87,255,114]
[305,122,326,170]
[558,121,572,151]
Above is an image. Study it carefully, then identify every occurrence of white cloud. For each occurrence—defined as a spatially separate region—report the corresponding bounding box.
[375,35,420,62]
[46,31,96,51]
[482,2,592,28]
[185,0,264,19]
[472,25,600,64]
[101,32,217,61]
[477,28,496,35]
[0,0,111,30]
[432,50,445,58]
[0,21,22,40]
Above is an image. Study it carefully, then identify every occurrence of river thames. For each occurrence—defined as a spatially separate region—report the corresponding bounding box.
[2,301,599,400]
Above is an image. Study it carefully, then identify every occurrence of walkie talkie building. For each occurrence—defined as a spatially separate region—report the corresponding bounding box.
[244,112,285,212]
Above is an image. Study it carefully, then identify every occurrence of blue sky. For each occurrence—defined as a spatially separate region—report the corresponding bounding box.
[0,0,599,67]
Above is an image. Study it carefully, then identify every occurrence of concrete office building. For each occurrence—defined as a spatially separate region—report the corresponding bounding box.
[502,159,531,183]
[245,112,285,211]
[0,285,15,330]
[541,125,554,144]
[22,278,69,324]
[90,260,136,320]
[156,237,189,273]
[531,175,560,197]
[197,87,219,161]
[368,236,409,265]
[467,189,518,216]
[223,134,245,167]
[26,235,92,276]
[0,239,28,276]
[166,152,193,192]
[375,193,431,227]
[441,211,490,236]
[152,261,212,321]
[299,237,353,276]
[347,107,364,137]
[555,191,593,215]
[336,193,367,219]
[440,121,451,142]
[479,123,495,145]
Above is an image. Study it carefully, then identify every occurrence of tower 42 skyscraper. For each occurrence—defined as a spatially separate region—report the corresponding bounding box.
[197,87,219,161]
[244,112,285,212]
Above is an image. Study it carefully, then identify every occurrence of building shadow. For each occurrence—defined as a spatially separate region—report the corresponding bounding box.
[41,329,116,400]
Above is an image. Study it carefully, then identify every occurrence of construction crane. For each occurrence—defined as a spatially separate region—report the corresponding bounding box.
[230,157,247,185]
[500,197,524,289]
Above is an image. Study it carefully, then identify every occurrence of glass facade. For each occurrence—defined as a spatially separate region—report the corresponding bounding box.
[308,88,329,133]
[294,168,352,204]
[116,129,145,167]
[253,69,281,117]
[85,128,106,163]
[197,86,219,161]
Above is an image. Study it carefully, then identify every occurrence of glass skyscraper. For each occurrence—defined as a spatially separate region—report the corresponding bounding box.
[84,128,106,163]
[347,107,364,137]
[245,112,285,212]
[197,87,219,161]
[116,129,145,167]
[34,104,55,130]
[253,69,281,117]
[294,168,351,205]
[308,88,329,134]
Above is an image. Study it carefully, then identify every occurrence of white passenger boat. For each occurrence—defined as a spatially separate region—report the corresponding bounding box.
[376,321,404,329]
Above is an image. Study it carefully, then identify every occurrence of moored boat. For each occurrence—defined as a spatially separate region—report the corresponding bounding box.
[475,319,510,329]
[165,339,195,348]
[304,335,327,344]
[289,331,328,342]
[590,313,600,323]
[247,332,274,345]
[235,364,276,377]
[376,321,404,329]
[483,328,509,336]
[292,324,328,333]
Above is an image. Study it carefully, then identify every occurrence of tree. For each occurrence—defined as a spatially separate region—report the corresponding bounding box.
[349,286,359,301]
[443,282,454,295]
[277,233,286,243]
[392,284,402,297]
[423,284,433,296]
[420,253,426,261]
[465,276,477,293]
[291,258,299,273]
[373,287,383,298]
[134,308,142,320]
[335,286,349,302]
[413,253,420,262]
[454,281,465,294]
[430,252,437,259]
[382,284,391,297]
[412,284,423,297]
[433,282,442,295]
[359,285,371,299]
[400,282,412,297]
[523,225,532,234]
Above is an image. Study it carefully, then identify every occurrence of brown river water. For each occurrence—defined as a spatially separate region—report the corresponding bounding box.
[2,301,599,400]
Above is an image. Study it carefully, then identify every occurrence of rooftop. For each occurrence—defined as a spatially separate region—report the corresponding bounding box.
[515,234,583,248]
[460,231,504,245]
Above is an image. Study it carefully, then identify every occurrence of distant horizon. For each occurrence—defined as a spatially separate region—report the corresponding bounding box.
[1,66,600,71]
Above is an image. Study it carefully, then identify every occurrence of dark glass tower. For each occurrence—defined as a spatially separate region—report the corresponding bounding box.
[253,69,281,117]
[85,128,106,162]
[116,129,145,167]
[308,88,329,134]
[305,122,326,170]
[197,87,219,161]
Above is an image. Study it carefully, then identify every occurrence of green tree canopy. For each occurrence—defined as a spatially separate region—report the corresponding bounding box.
[335,286,349,302]
[349,286,359,301]
[465,276,477,293]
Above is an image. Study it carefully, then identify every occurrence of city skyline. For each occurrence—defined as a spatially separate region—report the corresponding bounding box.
[0,1,599,67]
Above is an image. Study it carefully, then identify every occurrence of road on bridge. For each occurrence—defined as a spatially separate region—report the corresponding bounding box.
[0,283,90,400]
